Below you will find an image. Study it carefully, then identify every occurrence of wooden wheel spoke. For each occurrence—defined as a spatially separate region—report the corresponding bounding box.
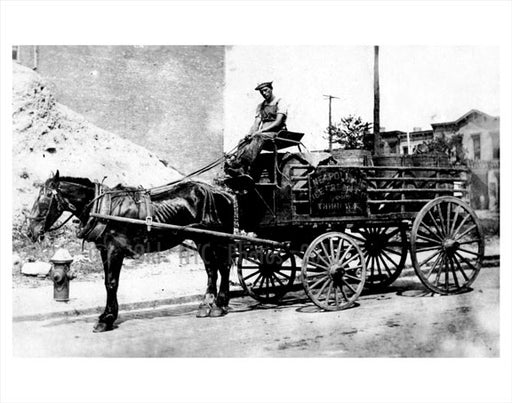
[344,273,362,282]
[419,222,443,242]
[349,233,367,243]
[452,214,471,241]
[414,244,441,253]
[379,249,399,269]
[448,255,460,289]
[337,244,354,266]
[243,256,263,265]
[428,210,446,239]
[269,275,277,290]
[251,273,264,289]
[325,282,334,302]
[275,271,291,280]
[335,238,344,261]
[307,260,330,271]
[416,233,442,245]
[314,278,330,299]
[454,252,479,273]
[273,274,285,287]
[320,242,333,264]
[243,270,261,281]
[425,251,444,279]
[338,252,360,269]
[436,204,448,235]
[375,254,383,276]
[382,246,404,256]
[446,202,452,237]
[457,247,480,257]
[341,279,357,294]
[452,253,470,281]
[309,275,329,290]
[434,254,446,287]
[419,249,442,267]
[313,249,332,268]
[453,224,477,242]
[377,254,395,277]
[456,239,480,246]
[449,205,461,236]
[366,255,374,278]
[329,237,336,262]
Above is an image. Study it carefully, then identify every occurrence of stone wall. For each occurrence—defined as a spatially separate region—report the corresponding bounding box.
[16,46,225,180]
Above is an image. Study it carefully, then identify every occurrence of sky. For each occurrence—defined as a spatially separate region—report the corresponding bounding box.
[224,46,500,151]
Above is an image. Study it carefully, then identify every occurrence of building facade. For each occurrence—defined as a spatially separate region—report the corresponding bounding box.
[13,45,225,180]
[382,109,499,212]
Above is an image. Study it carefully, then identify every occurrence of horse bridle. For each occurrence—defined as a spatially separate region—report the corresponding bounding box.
[27,183,77,233]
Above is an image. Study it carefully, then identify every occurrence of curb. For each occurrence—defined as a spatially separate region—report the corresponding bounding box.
[12,288,248,323]
[13,255,500,323]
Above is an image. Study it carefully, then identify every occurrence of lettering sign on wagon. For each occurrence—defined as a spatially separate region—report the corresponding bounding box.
[309,167,368,216]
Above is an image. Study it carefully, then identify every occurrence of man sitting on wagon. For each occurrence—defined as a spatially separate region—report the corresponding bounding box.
[224,81,288,180]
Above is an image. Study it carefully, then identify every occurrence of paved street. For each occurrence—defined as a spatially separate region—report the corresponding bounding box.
[12,266,499,357]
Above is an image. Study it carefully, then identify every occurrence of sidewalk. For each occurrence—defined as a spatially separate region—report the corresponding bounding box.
[12,237,500,322]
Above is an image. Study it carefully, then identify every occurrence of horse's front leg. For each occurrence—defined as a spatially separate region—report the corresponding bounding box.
[93,242,124,332]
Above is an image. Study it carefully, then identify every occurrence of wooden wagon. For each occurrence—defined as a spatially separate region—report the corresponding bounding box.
[234,131,484,311]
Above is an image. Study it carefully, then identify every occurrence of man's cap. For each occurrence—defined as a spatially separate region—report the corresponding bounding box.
[254,81,273,91]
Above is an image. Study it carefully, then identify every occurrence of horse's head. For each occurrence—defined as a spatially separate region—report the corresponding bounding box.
[26,170,67,242]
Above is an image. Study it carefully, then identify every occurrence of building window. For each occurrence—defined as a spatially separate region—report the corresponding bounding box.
[491,132,500,159]
[402,146,409,155]
[12,46,19,61]
[472,134,481,160]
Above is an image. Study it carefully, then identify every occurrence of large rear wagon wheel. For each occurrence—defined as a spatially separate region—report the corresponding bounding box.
[237,245,296,304]
[302,232,366,311]
[410,196,484,294]
[350,225,408,290]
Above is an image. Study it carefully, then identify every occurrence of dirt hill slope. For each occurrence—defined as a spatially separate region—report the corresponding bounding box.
[12,62,182,222]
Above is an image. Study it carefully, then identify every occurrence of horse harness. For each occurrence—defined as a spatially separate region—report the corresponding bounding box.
[77,183,154,242]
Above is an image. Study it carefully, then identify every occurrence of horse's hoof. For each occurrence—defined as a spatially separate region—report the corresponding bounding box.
[93,322,113,333]
[210,305,227,317]
[196,306,211,318]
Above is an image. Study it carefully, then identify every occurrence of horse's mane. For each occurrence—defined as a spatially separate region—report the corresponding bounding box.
[57,176,95,187]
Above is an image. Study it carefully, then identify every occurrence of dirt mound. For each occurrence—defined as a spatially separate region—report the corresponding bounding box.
[12,62,182,221]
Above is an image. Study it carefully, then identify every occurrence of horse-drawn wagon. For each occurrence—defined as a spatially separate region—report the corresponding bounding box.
[26,131,484,331]
[233,131,484,310]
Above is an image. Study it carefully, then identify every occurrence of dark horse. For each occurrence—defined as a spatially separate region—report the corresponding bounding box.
[26,171,236,332]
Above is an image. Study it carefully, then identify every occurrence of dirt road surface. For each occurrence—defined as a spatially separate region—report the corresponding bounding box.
[12,266,499,357]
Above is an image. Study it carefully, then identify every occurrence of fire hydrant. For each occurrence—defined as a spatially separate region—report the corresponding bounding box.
[50,248,76,302]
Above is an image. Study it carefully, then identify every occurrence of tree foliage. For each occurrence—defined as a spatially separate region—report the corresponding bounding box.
[328,115,373,150]
[414,133,467,165]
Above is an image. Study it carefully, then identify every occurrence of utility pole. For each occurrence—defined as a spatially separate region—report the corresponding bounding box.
[323,94,339,153]
[373,45,381,156]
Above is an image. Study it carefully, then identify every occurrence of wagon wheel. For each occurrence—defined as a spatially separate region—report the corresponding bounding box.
[350,225,408,289]
[410,196,484,294]
[237,245,296,304]
[302,232,366,311]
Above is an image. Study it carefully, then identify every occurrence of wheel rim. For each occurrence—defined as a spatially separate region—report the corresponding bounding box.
[350,226,408,289]
[301,232,366,311]
[237,245,296,304]
[411,196,484,294]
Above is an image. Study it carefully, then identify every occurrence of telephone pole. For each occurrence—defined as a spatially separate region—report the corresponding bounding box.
[373,45,381,156]
[323,94,339,153]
